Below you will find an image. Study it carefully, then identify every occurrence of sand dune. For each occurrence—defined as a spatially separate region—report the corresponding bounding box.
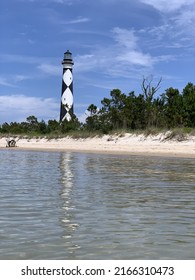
[1,133,195,158]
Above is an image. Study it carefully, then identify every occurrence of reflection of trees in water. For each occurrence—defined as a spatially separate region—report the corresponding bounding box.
[160,160,195,183]
[59,153,80,256]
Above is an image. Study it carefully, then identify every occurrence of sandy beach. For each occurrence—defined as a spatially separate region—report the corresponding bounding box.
[1,132,195,158]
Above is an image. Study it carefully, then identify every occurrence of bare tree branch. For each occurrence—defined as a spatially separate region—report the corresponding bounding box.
[142,75,162,102]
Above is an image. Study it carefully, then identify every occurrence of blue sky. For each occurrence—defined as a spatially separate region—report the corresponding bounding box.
[1,0,195,123]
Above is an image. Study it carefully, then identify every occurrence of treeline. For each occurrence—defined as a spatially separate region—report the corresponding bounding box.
[0,115,81,135]
[85,81,195,132]
[0,81,195,135]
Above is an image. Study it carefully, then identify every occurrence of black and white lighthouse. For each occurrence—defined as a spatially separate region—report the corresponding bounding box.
[60,50,74,122]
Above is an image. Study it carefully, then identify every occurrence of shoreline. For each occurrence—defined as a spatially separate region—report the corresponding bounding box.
[1,133,195,158]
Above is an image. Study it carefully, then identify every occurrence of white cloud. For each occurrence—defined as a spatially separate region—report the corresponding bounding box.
[74,54,98,72]
[0,94,93,123]
[63,17,90,24]
[51,0,71,3]
[0,95,59,123]
[75,27,155,73]
[0,78,15,87]
[112,27,154,67]
[173,6,195,28]
[112,27,138,49]
[1,25,172,85]
[0,75,33,88]
[37,64,61,76]
[13,75,31,82]
[140,0,195,36]
[77,112,87,123]
[116,51,153,67]
[140,0,195,12]
[139,0,195,50]
[38,26,172,80]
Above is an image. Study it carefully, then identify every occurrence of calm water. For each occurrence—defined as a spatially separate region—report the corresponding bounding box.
[0,150,195,259]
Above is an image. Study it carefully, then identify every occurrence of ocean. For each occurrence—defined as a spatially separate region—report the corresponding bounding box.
[0,149,195,259]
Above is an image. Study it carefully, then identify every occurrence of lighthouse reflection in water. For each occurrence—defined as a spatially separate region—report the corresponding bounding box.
[0,150,195,259]
[60,153,80,257]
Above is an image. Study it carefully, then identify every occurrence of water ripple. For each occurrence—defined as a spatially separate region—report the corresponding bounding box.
[0,150,195,259]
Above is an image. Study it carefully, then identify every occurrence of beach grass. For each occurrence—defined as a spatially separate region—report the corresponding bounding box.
[1,127,195,140]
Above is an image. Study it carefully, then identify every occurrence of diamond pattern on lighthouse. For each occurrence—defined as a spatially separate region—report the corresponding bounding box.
[63,69,72,87]
[61,87,73,108]
[62,69,73,121]
[60,50,74,122]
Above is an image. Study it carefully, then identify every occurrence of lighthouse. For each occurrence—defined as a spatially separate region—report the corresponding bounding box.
[60,50,74,122]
